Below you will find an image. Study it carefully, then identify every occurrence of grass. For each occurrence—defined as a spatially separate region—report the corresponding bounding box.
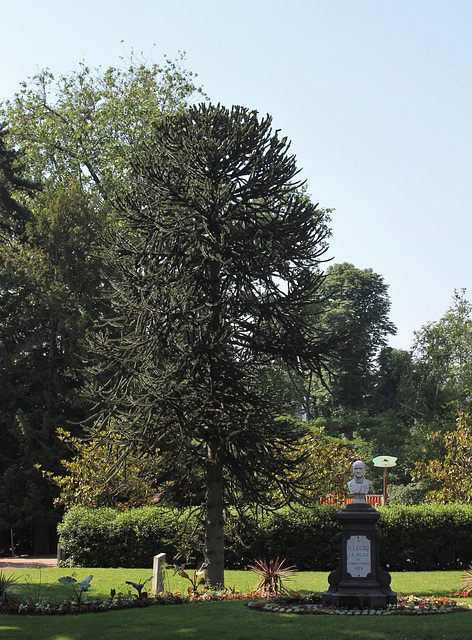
[1,569,472,640]
[3,567,466,599]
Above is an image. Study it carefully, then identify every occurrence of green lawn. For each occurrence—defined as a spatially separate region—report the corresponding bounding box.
[1,569,472,640]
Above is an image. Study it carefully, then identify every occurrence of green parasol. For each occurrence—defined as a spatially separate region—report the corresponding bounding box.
[372,456,397,504]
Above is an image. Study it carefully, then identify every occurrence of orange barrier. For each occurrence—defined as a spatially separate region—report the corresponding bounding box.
[345,494,384,507]
[318,494,384,507]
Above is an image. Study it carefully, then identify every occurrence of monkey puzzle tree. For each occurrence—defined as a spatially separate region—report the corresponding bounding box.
[86,103,336,586]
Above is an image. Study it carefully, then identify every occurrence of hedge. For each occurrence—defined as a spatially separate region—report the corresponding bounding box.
[57,506,200,568]
[58,503,472,570]
[377,503,472,570]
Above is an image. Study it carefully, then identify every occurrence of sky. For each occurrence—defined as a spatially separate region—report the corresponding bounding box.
[2,0,471,351]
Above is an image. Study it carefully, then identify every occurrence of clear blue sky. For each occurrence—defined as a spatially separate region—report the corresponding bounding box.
[2,0,471,350]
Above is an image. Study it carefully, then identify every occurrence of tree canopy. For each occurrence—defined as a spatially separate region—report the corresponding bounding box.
[413,412,472,503]
[1,50,203,198]
[290,262,397,424]
[321,262,396,410]
[0,53,203,550]
[407,289,472,426]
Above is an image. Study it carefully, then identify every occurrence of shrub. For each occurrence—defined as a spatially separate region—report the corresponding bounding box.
[378,503,472,570]
[58,506,201,567]
[58,502,472,570]
[252,505,339,570]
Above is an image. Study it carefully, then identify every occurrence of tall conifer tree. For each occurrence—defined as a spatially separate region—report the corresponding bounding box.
[87,104,336,585]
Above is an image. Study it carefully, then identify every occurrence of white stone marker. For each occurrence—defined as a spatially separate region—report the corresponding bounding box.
[152,553,166,593]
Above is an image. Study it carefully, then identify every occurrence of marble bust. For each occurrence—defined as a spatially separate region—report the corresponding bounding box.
[347,460,372,500]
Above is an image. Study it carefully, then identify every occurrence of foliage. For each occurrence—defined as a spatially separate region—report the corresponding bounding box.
[12,570,58,605]
[1,566,469,601]
[378,503,472,570]
[0,49,203,197]
[84,102,337,586]
[2,570,472,617]
[387,482,429,506]
[0,128,51,533]
[407,290,472,426]
[57,574,93,605]
[412,413,472,502]
[57,502,472,572]
[299,263,397,418]
[456,565,472,598]
[374,347,413,414]
[0,122,41,237]
[275,424,356,502]
[247,593,472,615]
[49,422,358,514]
[0,587,253,617]
[0,52,201,543]
[250,505,340,570]
[0,181,108,534]
[39,428,162,509]
[57,506,200,568]
[172,564,206,594]
[124,576,152,598]
[247,557,298,595]
[56,504,341,570]
[0,571,17,603]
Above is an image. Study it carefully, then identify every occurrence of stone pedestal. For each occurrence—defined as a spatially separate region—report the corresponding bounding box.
[322,501,396,609]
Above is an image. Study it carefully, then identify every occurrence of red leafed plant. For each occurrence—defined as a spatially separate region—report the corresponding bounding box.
[247,557,298,596]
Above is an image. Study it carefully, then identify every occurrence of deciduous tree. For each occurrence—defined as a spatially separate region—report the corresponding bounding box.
[413,412,472,502]
[321,263,396,412]
[1,50,203,198]
[407,289,472,426]
[0,180,107,546]
[0,53,202,548]
[292,263,397,423]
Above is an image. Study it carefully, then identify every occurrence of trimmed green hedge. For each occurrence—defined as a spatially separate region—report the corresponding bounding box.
[58,503,472,570]
[57,506,200,568]
[378,503,472,570]
[243,505,340,571]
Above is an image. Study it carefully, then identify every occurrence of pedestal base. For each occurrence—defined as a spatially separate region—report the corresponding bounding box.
[322,587,397,610]
[322,502,396,609]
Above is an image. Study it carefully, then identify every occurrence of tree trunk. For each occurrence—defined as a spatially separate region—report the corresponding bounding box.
[204,440,225,587]
[34,523,50,555]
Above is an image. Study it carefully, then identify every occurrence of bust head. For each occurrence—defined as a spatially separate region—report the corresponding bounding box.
[347,460,372,498]
[352,460,366,480]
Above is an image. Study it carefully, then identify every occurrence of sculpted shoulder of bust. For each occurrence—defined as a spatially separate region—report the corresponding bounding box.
[348,460,372,495]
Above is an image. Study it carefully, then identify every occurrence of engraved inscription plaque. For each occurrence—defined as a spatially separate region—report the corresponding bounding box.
[346,535,371,577]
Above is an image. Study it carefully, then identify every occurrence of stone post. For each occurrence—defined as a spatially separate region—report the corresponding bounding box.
[152,553,166,593]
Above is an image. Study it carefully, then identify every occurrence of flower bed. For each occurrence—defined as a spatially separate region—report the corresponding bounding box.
[2,585,472,617]
[246,593,472,616]
[0,591,254,616]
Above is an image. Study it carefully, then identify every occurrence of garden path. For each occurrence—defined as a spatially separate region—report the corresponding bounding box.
[0,556,57,570]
